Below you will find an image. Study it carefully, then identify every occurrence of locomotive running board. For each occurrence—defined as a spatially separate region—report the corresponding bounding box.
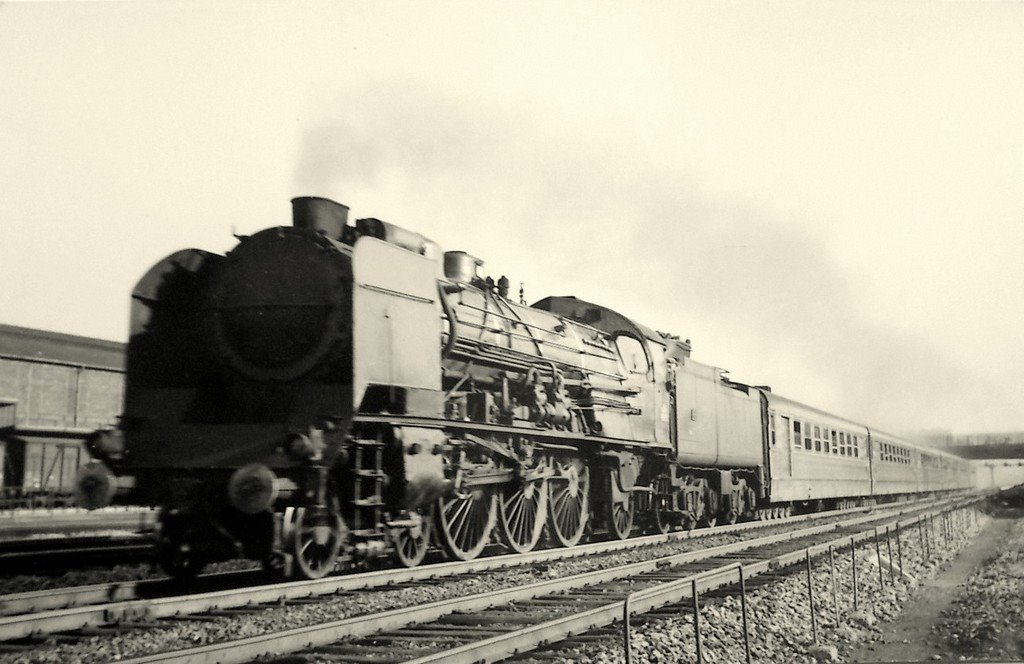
[350,413,667,452]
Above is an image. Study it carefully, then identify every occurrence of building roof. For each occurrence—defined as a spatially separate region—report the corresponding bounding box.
[0,323,125,370]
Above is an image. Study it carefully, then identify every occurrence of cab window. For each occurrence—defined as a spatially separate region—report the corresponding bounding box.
[615,335,648,375]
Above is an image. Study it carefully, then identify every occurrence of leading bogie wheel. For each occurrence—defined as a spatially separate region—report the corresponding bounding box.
[284,506,344,580]
[436,489,498,561]
[156,510,205,579]
[548,457,590,548]
[157,537,205,579]
[391,507,433,568]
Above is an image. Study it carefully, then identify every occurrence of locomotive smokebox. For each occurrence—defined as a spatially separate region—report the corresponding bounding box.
[291,196,349,240]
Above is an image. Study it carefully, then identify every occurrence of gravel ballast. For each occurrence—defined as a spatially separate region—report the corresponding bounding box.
[0,511,901,664]
[936,504,1024,659]
[527,506,985,664]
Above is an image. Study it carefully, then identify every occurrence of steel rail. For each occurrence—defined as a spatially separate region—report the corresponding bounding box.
[110,498,964,664]
[406,497,983,664]
[0,535,154,573]
[0,494,955,629]
[0,496,933,625]
[0,509,155,538]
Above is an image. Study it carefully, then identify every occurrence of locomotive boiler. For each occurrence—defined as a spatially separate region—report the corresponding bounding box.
[78,196,971,579]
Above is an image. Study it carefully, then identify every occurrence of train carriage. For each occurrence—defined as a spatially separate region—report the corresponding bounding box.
[868,430,921,498]
[762,392,871,509]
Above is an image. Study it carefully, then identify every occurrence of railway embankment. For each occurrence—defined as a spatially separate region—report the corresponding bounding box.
[0,503,944,664]
[529,504,985,663]
[932,487,1024,660]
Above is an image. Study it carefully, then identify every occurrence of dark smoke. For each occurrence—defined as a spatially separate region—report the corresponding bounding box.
[293,82,1018,435]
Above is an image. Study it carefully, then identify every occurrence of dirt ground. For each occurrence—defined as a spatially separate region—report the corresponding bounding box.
[849,513,1019,663]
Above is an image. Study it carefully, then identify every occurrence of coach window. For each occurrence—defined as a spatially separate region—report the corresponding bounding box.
[831,431,838,454]
[793,420,802,449]
[839,432,846,456]
[813,426,821,452]
[853,436,860,458]
[804,423,812,450]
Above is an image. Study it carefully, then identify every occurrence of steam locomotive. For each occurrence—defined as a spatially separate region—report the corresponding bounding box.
[78,197,974,579]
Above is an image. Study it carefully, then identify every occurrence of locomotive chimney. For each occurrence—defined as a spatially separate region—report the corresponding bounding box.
[291,196,349,240]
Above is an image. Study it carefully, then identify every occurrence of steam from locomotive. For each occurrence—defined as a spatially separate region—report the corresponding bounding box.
[80,196,974,579]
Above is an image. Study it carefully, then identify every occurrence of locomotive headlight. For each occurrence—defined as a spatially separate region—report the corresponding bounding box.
[227,463,279,514]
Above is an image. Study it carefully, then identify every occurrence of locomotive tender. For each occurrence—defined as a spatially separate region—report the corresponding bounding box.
[78,197,974,578]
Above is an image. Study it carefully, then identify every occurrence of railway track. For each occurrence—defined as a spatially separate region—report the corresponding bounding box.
[247,498,973,664]
[0,499,921,627]
[0,534,155,574]
[0,508,154,539]
[0,495,971,662]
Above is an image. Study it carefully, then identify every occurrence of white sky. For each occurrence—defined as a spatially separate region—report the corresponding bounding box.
[1,1,1022,435]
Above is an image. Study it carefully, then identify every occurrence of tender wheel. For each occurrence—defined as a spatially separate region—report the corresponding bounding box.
[701,489,719,527]
[284,506,344,579]
[391,508,432,568]
[725,509,739,525]
[649,494,673,534]
[436,489,497,561]
[548,457,590,548]
[498,463,549,554]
